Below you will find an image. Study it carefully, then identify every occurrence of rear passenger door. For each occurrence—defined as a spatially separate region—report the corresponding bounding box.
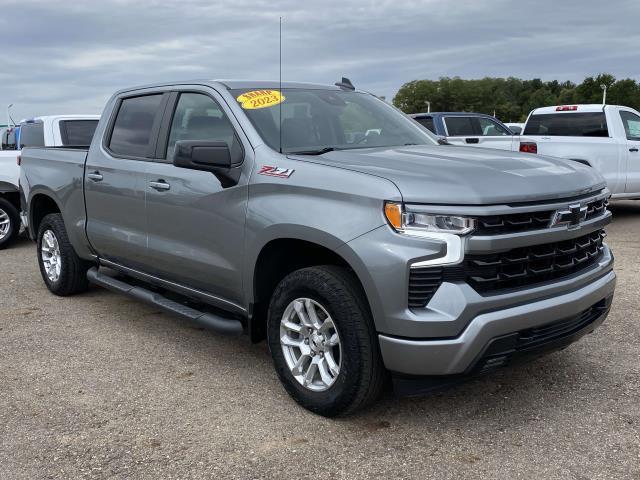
[85,92,168,270]
[444,116,515,150]
[143,89,250,308]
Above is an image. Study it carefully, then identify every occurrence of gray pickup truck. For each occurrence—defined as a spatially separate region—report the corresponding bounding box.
[20,79,616,416]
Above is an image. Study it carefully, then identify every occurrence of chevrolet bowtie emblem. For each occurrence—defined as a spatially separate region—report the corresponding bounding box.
[550,203,588,230]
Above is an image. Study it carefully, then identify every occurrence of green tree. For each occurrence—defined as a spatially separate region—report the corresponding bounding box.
[393,74,640,122]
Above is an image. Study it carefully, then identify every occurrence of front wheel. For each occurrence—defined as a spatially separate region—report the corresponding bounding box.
[267,265,385,417]
[0,197,20,250]
[37,213,92,296]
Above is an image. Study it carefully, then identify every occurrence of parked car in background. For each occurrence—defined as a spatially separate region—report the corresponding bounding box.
[505,122,525,135]
[20,80,615,415]
[18,115,100,149]
[0,115,99,249]
[2,126,22,150]
[410,112,517,150]
[517,105,640,199]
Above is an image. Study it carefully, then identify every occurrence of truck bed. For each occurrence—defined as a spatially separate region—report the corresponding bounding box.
[20,146,90,247]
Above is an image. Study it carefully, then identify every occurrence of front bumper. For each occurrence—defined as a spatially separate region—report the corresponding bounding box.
[379,268,616,376]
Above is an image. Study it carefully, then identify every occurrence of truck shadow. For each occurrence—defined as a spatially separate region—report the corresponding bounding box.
[85,285,603,432]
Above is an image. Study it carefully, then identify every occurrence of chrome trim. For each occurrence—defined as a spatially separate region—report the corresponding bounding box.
[409,232,465,267]
[98,258,247,314]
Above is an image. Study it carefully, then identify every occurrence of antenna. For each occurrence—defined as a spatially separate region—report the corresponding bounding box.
[279,16,283,154]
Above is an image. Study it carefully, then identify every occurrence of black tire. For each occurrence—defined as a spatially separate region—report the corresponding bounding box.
[37,213,92,296]
[0,197,20,250]
[267,265,385,417]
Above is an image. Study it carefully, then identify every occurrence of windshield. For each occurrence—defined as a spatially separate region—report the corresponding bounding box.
[231,88,437,154]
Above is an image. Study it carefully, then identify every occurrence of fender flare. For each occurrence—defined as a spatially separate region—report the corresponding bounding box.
[0,181,18,193]
[244,224,349,304]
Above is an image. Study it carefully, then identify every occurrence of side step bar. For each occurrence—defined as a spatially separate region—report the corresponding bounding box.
[87,267,244,336]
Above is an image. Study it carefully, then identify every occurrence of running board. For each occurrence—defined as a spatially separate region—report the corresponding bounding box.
[87,267,244,336]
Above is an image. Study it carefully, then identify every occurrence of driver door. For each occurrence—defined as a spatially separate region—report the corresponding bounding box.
[143,89,250,307]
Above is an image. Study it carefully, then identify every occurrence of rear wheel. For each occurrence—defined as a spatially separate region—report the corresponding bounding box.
[267,265,384,417]
[37,213,92,296]
[0,197,20,250]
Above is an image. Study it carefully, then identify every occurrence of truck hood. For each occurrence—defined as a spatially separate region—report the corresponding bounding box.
[293,145,606,204]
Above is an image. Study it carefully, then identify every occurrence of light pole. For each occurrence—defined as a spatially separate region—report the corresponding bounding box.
[425,101,431,113]
[6,104,13,128]
[600,84,607,105]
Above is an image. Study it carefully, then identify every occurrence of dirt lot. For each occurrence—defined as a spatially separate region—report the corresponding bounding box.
[1,202,639,480]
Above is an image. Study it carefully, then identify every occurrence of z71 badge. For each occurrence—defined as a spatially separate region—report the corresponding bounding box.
[258,165,295,178]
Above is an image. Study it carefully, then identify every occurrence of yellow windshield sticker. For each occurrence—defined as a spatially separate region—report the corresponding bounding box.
[237,90,285,110]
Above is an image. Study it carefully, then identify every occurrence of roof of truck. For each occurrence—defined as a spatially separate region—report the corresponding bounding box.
[410,112,497,118]
[114,79,359,96]
[530,104,619,114]
[217,80,346,90]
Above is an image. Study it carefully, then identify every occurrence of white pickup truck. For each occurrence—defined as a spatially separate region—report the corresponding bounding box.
[517,105,640,199]
[0,115,99,249]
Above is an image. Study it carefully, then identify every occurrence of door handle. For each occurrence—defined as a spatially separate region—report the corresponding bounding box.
[149,180,171,191]
[630,147,639,152]
[87,171,103,182]
[465,138,479,144]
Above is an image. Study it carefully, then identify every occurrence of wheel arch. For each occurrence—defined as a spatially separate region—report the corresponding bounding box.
[246,228,374,343]
[29,192,62,239]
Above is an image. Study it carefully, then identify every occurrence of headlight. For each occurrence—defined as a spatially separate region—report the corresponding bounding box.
[384,202,476,236]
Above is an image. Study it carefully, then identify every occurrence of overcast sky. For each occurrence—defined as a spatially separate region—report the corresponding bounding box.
[1,0,639,122]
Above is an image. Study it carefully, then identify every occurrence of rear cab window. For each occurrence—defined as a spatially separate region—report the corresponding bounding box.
[524,112,609,137]
[19,122,45,148]
[108,94,164,157]
[60,120,99,146]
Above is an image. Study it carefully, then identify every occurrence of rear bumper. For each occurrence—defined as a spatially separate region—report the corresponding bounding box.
[378,268,616,376]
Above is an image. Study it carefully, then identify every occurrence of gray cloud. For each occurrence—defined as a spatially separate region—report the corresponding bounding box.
[1,0,639,121]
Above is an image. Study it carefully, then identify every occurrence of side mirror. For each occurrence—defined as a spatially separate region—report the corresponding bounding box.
[172,140,241,188]
[436,136,450,145]
[173,140,232,172]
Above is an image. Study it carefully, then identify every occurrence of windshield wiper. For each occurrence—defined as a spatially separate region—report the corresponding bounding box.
[287,147,338,155]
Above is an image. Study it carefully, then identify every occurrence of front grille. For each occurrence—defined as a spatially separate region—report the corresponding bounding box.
[408,229,606,308]
[464,229,605,293]
[476,210,554,235]
[586,198,607,220]
[475,197,608,235]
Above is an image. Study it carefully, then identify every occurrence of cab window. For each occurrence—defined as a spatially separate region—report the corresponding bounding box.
[165,93,242,163]
[109,94,164,157]
[445,116,510,136]
[477,117,511,136]
[620,111,640,141]
[414,116,435,133]
[60,120,99,146]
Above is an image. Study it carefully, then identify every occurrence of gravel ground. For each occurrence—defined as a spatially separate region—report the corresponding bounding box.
[1,202,639,480]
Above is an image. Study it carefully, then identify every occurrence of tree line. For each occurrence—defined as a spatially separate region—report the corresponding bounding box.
[392,74,640,122]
